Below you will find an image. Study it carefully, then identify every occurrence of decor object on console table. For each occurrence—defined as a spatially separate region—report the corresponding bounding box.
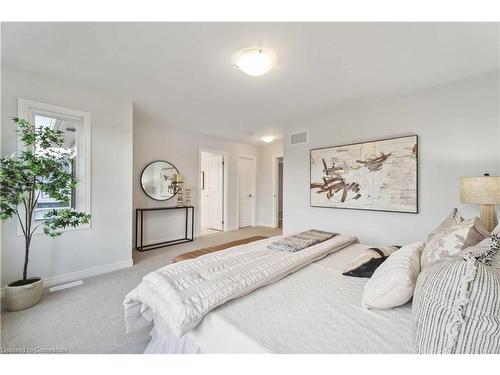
[135,206,194,251]
[174,174,184,207]
[185,184,192,206]
[0,118,91,311]
[460,174,500,232]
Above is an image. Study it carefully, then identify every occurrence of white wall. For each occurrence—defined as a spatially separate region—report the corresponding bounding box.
[1,67,134,286]
[133,120,260,242]
[256,142,284,227]
[283,72,500,245]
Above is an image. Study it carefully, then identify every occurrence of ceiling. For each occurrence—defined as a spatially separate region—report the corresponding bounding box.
[2,23,498,145]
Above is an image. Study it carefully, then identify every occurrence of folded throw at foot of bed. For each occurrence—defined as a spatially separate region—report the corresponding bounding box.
[267,229,338,252]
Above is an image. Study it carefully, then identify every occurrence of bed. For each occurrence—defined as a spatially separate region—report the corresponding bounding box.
[124,236,414,354]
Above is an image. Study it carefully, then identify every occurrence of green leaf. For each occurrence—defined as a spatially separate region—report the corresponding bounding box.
[42,209,91,238]
[1,118,91,240]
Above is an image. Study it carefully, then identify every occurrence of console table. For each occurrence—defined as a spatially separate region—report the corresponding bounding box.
[135,206,195,251]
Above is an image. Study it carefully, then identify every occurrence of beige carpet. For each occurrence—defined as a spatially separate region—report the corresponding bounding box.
[0,226,281,354]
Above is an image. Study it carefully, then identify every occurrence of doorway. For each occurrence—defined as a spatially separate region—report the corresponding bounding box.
[237,155,256,228]
[277,157,283,228]
[273,156,284,229]
[200,150,227,235]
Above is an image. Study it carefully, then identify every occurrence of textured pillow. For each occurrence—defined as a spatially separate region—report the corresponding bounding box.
[421,216,489,268]
[427,208,464,239]
[465,236,500,270]
[412,235,500,354]
[361,242,424,309]
[492,222,500,235]
[343,246,400,278]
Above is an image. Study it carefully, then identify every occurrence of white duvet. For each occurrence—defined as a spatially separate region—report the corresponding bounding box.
[124,234,357,337]
[209,260,414,353]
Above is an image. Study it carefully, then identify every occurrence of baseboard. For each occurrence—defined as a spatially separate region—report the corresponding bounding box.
[42,259,133,288]
[256,222,276,228]
[1,258,133,298]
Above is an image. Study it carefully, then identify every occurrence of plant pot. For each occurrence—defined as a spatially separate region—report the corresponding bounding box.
[5,277,43,311]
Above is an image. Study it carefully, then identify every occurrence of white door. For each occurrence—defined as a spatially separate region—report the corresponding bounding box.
[206,154,224,231]
[238,157,255,228]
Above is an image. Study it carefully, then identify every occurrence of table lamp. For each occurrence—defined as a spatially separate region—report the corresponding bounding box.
[460,174,500,232]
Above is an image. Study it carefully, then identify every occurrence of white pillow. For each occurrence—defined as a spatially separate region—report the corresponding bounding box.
[362,242,424,309]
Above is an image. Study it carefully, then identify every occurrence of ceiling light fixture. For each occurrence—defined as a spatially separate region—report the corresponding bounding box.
[261,136,275,143]
[236,48,275,77]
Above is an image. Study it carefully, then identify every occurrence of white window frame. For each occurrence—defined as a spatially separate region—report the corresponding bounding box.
[17,98,92,235]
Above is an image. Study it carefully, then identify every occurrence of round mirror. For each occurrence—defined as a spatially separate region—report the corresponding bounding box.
[140,161,180,201]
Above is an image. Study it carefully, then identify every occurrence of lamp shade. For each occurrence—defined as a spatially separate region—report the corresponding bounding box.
[460,176,500,204]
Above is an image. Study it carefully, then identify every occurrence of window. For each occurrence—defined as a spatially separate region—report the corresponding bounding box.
[33,114,77,220]
[18,99,91,233]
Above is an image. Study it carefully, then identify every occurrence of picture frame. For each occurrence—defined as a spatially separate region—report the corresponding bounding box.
[310,135,418,213]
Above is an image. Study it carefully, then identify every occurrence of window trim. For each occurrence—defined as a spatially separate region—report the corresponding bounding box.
[17,98,92,235]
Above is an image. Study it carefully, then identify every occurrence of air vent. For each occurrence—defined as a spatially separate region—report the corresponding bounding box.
[290,131,308,145]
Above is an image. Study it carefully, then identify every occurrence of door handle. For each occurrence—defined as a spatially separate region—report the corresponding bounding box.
[248,194,252,198]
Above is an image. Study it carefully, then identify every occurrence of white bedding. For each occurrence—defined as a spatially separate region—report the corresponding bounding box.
[127,243,414,354]
[211,260,413,353]
[125,234,357,336]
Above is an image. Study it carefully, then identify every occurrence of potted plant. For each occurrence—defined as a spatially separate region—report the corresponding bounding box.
[0,117,91,311]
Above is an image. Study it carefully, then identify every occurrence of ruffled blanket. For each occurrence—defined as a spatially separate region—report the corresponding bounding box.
[124,233,357,336]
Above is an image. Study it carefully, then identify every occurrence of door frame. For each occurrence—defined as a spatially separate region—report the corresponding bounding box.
[236,154,257,229]
[272,154,284,228]
[199,148,229,233]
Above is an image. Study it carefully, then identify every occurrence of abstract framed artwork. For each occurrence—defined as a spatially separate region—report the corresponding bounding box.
[310,135,418,213]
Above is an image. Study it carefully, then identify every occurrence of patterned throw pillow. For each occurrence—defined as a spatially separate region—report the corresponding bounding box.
[426,208,464,239]
[473,235,500,270]
[412,235,500,354]
[342,246,400,278]
[421,214,489,268]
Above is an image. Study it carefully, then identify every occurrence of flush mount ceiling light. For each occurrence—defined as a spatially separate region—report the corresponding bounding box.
[235,48,275,77]
[261,136,275,143]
